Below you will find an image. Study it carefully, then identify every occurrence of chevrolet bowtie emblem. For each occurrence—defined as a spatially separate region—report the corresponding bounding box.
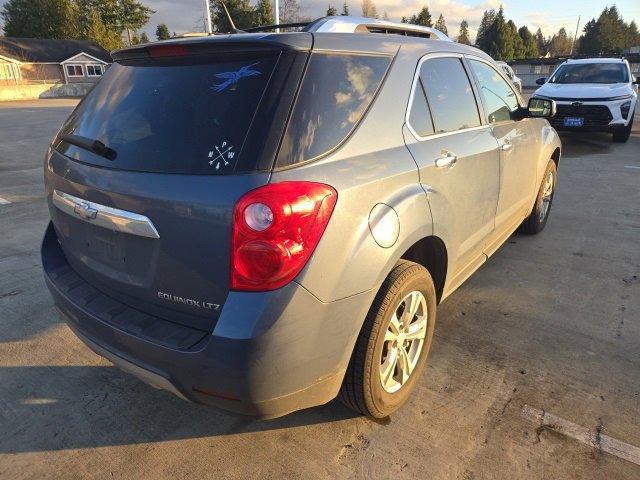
[73,201,98,220]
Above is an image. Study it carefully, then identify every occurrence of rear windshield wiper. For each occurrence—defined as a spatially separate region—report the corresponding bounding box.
[59,134,117,161]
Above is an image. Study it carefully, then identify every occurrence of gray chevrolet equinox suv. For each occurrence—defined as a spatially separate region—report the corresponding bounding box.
[42,17,561,419]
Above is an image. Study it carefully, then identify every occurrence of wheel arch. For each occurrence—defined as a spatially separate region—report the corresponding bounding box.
[399,235,448,303]
[551,146,561,167]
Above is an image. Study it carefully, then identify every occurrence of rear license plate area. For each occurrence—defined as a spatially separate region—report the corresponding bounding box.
[85,228,125,265]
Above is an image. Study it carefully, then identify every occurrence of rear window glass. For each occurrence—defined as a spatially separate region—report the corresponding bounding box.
[276,53,390,168]
[420,57,481,134]
[56,52,279,174]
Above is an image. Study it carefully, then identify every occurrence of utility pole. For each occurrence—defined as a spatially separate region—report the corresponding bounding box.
[204,0,213,34]
[274,0,280,33]
[570,15,581,56]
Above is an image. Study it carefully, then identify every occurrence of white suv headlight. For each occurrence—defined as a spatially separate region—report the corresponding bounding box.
[621,101,632,119]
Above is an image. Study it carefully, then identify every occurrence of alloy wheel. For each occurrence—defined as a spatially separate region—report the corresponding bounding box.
[540,170,554,221]
[379,290,428,393]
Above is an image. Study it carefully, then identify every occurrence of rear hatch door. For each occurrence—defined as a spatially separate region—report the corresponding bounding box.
[46,38,310,331]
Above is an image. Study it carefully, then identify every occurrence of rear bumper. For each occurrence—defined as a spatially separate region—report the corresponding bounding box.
[43,222,374,418]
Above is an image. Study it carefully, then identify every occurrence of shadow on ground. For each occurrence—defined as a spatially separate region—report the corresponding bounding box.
[0,365,361,454]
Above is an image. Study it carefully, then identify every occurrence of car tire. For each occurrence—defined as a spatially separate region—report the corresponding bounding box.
[612,112,634,143]
[520,159,557,235]
[338,260,436,418]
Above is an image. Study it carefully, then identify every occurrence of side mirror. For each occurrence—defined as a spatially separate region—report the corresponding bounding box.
[634,77,640,85]
[535,77,546,85]
[528,97,556,118]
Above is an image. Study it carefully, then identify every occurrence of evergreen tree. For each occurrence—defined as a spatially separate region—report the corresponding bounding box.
[78,6,123,50]
[341,1,349,15]
[596,6,628,54]
[155,23,170,40]
[74,0,152,45]
[579,18,601,54]
[140,32,149,43]
[578,6,639,55]
[326,5,337,16]
[120,0,153,41]
[507,19,525,59]
[211,0,254,31]
[475,9,496,50]
[548,27,572,56]
[518,26,539,58]
[407,7,432,27]
[627,21,640,48]
[2,0,152,43]
[382,11,389,21]
[457,20,470,45]
[482,6,504,59]
[534,28,547,56]
[434,13,447,36]
[361,0,377,19]
[254,0,274,25]
[1,0,77,38]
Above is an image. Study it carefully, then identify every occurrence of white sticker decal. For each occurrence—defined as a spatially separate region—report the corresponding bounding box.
[208,142,236,171]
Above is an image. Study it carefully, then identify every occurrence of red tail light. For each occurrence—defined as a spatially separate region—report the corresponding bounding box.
[231,182,338,291]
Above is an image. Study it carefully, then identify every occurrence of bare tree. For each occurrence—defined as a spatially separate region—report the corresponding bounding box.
[280,0,300,23]
[361,0,377,19]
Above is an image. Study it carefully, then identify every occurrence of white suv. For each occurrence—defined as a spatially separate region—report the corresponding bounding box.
[497,61,522,93]
[533,58,638,142]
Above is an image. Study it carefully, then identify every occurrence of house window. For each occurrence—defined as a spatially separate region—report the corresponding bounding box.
[66,64,84,77]
[1,63,18,80]
[86,64,103,76]
[533,65,542,74]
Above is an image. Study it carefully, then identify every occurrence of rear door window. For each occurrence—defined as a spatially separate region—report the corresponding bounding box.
[407,80,435,138]
[419,57,481,134]
[469,59,519,123]
[56,52,279,174]
[276,53,391,168]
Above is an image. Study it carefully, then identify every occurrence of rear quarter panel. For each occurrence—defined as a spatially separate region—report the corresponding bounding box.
[271,46,432,303]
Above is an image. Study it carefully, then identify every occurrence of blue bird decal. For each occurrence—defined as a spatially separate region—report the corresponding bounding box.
[212,62,262,92]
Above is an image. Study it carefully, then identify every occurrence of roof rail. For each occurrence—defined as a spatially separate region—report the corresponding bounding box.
[243,16,451,41]
[244,21,311,33]
[305,16,451,41]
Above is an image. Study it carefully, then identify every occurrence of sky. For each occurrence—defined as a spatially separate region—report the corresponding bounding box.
[138,0,640,40]
[0,0,638,42]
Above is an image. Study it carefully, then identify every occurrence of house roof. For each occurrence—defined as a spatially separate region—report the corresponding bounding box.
[0,38,112,63]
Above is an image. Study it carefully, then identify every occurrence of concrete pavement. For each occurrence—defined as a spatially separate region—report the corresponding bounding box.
[0,99,639,479]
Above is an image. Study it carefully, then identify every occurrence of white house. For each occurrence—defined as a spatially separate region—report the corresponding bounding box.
[0,37,112,86]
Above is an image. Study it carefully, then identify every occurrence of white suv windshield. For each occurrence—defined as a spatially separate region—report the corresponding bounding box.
[550,63,628,84]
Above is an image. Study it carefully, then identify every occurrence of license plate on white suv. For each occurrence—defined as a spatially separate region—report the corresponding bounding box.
[563,117,584,127]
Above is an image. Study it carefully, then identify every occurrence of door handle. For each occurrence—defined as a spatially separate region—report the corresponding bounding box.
[435,152,457,168]
[500,141,513,152]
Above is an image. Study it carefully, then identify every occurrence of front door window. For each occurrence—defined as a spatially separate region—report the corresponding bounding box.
[469,60,519,123]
